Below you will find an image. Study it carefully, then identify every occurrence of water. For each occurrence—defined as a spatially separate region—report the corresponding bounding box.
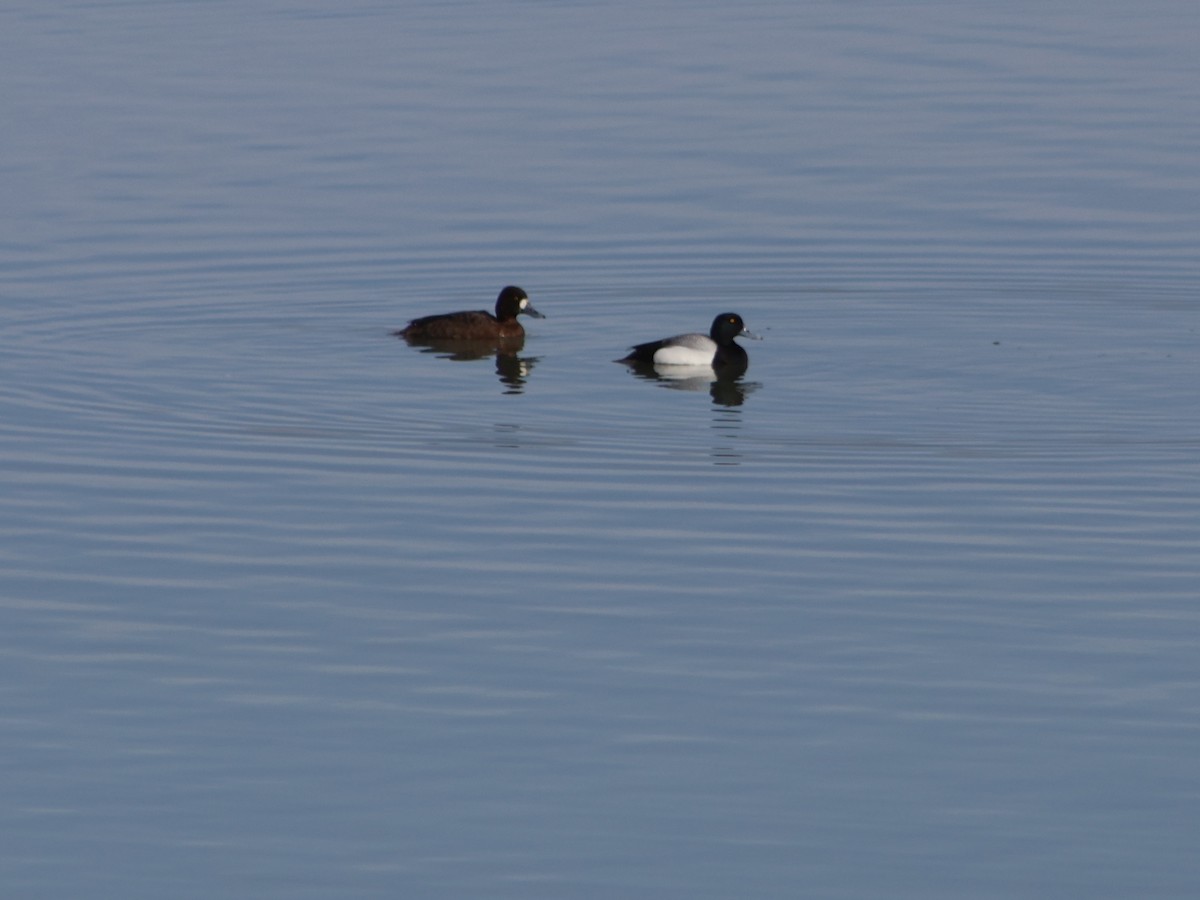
[3,2,1199,898]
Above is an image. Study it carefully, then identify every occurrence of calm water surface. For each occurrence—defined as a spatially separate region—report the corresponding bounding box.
[3,2,1199,898]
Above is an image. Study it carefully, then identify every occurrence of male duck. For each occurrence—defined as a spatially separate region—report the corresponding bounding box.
[620,312,759,368]
[397,286,544,341]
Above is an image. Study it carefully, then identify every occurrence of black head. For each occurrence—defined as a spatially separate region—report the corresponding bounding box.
[494,286,544,322]
[709,312,756,345]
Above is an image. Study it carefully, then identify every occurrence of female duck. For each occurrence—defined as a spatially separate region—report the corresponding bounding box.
[397,286,544,341]
[620,312,759,368]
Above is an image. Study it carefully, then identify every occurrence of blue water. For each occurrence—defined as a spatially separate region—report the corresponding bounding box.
[3,2,1199,898]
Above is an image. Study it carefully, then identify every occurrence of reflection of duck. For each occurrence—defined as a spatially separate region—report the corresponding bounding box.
[403,335,526,361]
[402,335,539,393]
[618,312,759,368]
[395,286,544,342]
[493,350,538,394]
[622,360,760,407]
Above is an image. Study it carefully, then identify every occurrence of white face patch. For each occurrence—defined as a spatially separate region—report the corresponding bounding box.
[518,297,529,310]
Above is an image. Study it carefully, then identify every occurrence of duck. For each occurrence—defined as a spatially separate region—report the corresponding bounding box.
[619,312,759,368]
[396,286,544,341]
